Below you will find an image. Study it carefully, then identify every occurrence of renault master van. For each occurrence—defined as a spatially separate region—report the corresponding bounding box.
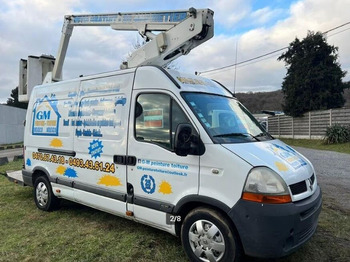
[22,66,322,261]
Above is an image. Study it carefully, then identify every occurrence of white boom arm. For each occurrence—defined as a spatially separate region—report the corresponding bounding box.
[52,8,214,81]
[18,8,214,102]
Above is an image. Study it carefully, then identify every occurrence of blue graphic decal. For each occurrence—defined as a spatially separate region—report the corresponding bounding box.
[88,139,104,158]
[137,159,188,176]
[26,159,32,166]
[32,95,61,136]
[267,143,307,170]
[68,92,77,98]
[63,119,70,126]
[141,174,156,194]
[115,98,127,106]
[64,168,78,178]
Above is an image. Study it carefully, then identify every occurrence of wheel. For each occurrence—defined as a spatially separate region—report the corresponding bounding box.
[181,207,242,262]
[34,176,59,211]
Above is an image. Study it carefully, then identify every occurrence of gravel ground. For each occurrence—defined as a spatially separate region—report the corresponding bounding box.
[294,146,350,212]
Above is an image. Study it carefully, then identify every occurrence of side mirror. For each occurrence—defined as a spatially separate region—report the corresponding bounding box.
[174,124,205,156]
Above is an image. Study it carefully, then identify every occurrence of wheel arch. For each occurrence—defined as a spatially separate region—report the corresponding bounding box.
[32,166,51,185]
[173,195,239,238]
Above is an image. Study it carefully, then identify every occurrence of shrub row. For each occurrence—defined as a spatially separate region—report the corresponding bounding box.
[324,124,350,144]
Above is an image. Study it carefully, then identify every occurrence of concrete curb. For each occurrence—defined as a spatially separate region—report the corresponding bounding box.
[0,157,9,165]
[0,144,23,151]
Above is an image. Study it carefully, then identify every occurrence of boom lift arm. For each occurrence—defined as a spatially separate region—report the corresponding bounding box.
[18,8,214,102]
[52,8,214,81]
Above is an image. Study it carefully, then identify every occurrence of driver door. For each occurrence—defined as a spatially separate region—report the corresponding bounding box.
[126,91,200,229]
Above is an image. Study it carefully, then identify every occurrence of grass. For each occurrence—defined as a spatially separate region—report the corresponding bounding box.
[1,161,186,262]
[280,138,350,155]
[1,161,349,262]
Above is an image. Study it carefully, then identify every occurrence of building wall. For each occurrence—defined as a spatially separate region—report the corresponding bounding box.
[0,105,26,144]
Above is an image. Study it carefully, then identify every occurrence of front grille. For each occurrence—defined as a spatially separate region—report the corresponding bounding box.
[290,181,307,195]
[310,174,315,184]
[289,174,315,196]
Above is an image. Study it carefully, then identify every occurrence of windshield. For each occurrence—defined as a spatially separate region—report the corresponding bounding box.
[182,93,273,144]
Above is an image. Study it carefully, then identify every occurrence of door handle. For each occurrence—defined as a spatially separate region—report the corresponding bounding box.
[113,155,136,166]
[127,156,137,166]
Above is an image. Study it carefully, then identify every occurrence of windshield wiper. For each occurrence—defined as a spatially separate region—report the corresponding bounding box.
[255,132,273,139]
[213,132,260,141]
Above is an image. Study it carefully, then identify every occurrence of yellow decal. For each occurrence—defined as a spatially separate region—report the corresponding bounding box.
[275,162,289,172]
[177,77,206,86]
[69,157,116,174]
[50,138,63,147]
[56,165,66,175]
[98,175,122,186]
[159,181,173,194]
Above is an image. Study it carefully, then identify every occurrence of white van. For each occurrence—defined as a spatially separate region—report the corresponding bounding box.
[22,66,322,261]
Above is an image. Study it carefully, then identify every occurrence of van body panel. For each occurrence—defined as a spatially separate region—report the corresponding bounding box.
[168,70,232,96]
[74,188,126,216]
[222,139,314,186]
[22,66,321,259]
[199,144,252,208]
[133,67,179,91]
[72,74,133,206]
[132,205,176,234]
[25,81,80,176]
[52,183,74,201]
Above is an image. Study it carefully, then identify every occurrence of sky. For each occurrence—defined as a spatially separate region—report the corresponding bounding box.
[0,0,349,103]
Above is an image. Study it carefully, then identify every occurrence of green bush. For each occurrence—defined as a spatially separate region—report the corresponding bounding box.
[324,124,350,144]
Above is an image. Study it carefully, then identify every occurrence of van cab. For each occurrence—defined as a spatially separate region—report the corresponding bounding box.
[22,66,322,261]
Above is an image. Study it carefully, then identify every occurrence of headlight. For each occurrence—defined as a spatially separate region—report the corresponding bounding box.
[242,167,291,204]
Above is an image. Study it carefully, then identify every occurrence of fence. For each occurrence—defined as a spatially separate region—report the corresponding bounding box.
[268,108,350,139]
[0,105,26,144]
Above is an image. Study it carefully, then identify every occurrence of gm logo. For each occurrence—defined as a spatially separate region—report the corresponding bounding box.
[36,111,51,120]
[32,96,61,136]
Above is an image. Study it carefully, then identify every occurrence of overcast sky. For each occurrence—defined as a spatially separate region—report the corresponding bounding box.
[0,0,349,103]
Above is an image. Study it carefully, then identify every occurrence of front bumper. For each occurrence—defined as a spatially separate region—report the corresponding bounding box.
[228,185,322,258]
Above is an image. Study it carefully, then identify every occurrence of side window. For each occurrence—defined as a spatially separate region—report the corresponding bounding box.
[135,93,191,150]
[171,101,191,145]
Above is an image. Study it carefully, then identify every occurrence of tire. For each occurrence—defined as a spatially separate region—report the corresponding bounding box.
[34,176,59,211]
[181,207,242,262]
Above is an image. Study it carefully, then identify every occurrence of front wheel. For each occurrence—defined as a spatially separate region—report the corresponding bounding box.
[181,207,242,262]
[34,176,59,211]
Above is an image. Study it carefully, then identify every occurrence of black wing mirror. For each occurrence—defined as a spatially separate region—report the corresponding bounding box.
[174,124,205,156]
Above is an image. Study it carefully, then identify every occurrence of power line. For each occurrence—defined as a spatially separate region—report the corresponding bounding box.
[200,47,287,74]
[323,21,350,34]
[327,27,350,38]
[204,51,281,76]
[198,21,350,75]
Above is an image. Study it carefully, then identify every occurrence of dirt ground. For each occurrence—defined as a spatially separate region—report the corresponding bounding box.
[295,147,350,212]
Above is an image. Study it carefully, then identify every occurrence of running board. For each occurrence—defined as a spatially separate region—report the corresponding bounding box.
[6,170,26,186]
